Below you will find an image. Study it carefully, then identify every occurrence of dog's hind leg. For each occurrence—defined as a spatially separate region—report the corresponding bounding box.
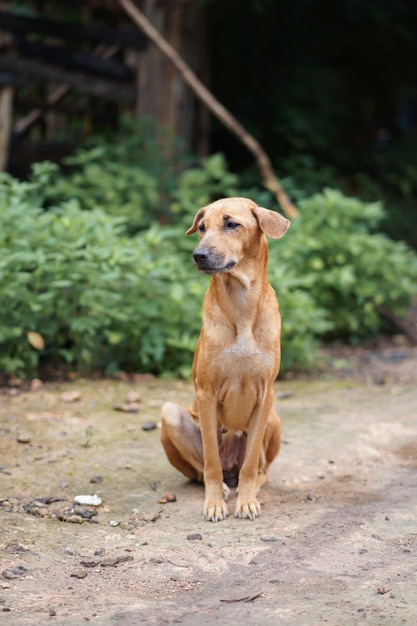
[160,402,204,482]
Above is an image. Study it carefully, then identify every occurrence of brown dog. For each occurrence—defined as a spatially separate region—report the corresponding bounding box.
[161,197,290,521]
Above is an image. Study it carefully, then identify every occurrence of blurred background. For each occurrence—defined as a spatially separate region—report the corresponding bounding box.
[1,0,417,381]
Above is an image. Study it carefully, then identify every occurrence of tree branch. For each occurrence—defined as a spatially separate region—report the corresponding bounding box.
[118,0,298,218]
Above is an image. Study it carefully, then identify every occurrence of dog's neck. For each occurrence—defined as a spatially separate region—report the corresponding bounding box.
[218,261,267,291]
[208,237,269,319]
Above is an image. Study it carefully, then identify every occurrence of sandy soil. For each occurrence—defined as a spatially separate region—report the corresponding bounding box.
[1,343,417,625]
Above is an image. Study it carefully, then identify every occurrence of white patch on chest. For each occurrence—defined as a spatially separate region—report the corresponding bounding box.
[219,329,273,367]
[220,333,255,357]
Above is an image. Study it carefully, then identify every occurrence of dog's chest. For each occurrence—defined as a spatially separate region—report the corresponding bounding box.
[216,333,273,429]
[218,329,274,372]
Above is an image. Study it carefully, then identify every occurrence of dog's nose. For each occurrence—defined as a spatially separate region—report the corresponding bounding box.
[193,250,209,263]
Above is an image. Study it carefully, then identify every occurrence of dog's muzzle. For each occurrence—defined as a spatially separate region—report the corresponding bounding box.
[192,249,236,274]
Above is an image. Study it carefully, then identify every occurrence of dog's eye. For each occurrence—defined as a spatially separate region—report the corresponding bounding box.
[198,222,206,233]
[225,221,240,230]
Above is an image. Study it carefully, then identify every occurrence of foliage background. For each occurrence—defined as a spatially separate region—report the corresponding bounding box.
[1,126,417,379]
[2,1,417,379]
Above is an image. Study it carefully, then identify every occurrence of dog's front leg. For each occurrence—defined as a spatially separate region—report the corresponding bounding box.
[235,389,274,519]
[198,397,229,522]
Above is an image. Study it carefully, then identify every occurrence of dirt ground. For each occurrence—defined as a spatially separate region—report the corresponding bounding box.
[1,340,417,625]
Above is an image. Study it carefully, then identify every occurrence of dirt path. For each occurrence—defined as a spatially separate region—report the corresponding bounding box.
[1,359,417,624]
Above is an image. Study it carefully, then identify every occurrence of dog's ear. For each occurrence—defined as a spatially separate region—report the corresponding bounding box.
[186,209,205,235]
[253,206,290,239]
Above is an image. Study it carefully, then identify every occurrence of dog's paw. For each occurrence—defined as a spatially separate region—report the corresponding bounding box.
[204,499,229,522]
[234,498,261,520]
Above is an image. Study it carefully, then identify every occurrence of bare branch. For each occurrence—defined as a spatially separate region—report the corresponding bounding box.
[118,0,298,218]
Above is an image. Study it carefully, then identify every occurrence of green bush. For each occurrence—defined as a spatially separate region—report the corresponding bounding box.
[276,189,417,340]
[31,135,240,237]
[1,144,417,380]
[34,117,188,233]
[0,172,205,377]
[0,162,325,378]
[170,152,240,227]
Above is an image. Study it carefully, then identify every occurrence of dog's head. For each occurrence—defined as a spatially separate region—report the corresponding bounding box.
[186,197,290,275]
